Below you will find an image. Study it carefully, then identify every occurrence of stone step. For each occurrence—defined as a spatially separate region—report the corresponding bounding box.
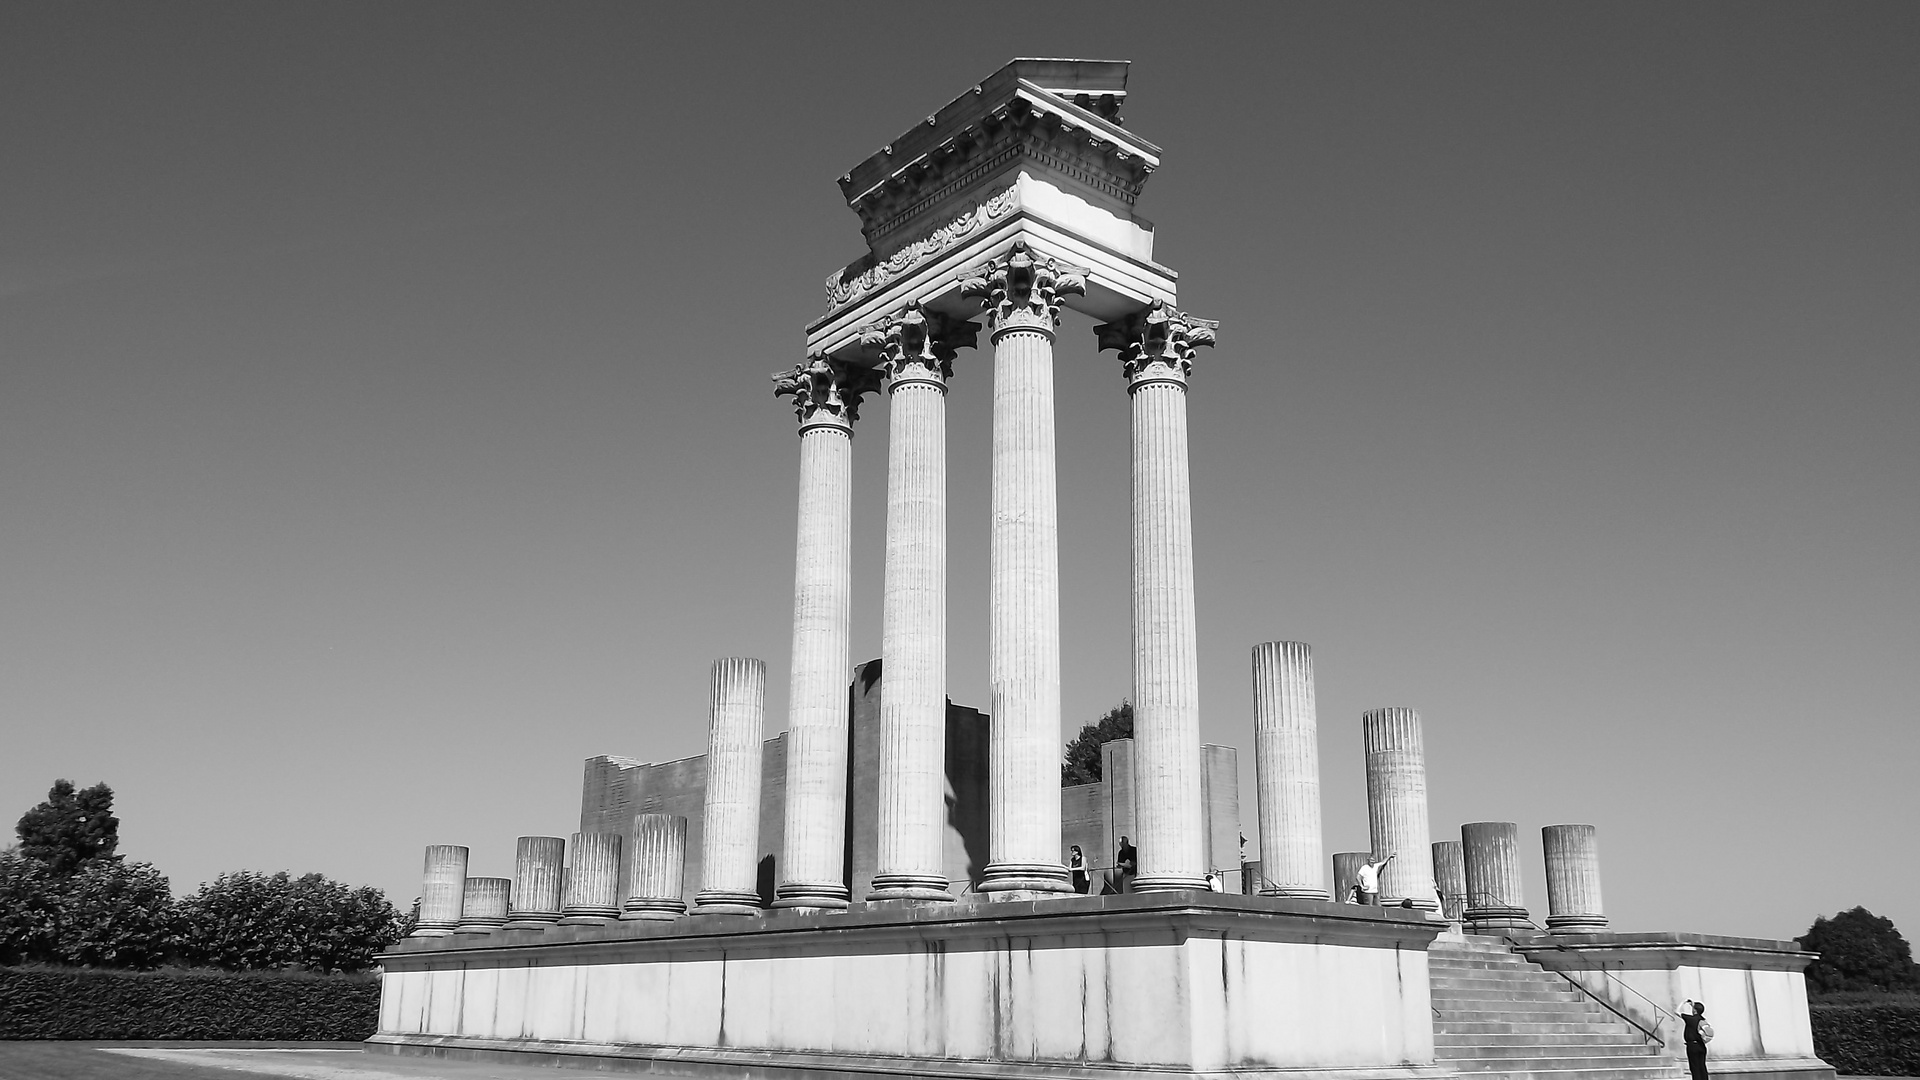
[1432,988,1592,1003]
[1441,1056,1678,1074]
[1440,1021,1655,1037]
[1437,1032,1649,1047]
[1441,1067,1679,1080]
[1432,981,1589,998]
[1436,1042,1661,1060]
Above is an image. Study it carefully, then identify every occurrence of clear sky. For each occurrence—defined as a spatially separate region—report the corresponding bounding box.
[3,2,1915,943]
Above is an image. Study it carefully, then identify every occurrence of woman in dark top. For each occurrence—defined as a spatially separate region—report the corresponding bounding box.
[1678,999,1710,1080]
[1069,845,1089,894]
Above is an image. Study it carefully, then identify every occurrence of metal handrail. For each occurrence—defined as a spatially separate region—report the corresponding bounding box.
[1465,889,1673,1047]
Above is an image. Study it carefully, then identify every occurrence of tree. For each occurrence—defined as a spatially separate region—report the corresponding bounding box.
[15,779,120,875]
[1798,907,1920,995]
[178,870,404,974]
[0,847,60,965]
[0,847,177,968]
[1062,701,1134,786]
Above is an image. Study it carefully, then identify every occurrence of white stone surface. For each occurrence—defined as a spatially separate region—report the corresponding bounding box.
[1542,823,1608,932]
[1252,641,1328,898]
[623,813,688,921]
[983,320,1067,894]
[778,406,856,910]
[376,898,1443,1078]
[1128,371,1206,892]
[1361,709,1439,910]
[560,833,622,922]
[505,835,565,927]
[873,351,952,902]
[412,845,468,936]
[1431,839,1466,921]
[697,657,765,916]
[454,877,511,933]
[1460,821,1528,928]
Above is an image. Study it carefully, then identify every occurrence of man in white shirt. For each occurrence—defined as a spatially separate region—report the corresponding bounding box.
[1355,853,1394,905]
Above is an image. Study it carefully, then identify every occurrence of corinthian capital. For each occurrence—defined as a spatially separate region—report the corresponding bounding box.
[959,241,1089,334]
[1094,300,1219,388]
[856,301,980,386]
[772,356,885,428]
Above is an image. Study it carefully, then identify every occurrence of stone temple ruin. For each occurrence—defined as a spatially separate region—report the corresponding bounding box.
[372,59,1835,1080]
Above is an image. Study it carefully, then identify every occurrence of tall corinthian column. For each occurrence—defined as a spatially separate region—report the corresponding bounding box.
[694,657,767,916]
[1362,708,1439,910]
[771,359,880,910]
[962,242,1086,896]
[866,304,977,903]
[1098,301,1218,892]
[1249,641,1328,897]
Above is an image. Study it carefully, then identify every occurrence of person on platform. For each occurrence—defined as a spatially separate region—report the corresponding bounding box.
[1205,871,1224,892]
[1678,999,1713,1080]
[1069,845,1089,894]
[1111,836,1138,894]
[1355,853,1393,905]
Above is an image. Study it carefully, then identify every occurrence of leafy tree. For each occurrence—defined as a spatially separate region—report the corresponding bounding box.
[0,847,60,965]
[52,858,178,968]
[1062,701,1134,786]
[178,871,404,974]
[15,779,120,875]
[1798,907,1920,995]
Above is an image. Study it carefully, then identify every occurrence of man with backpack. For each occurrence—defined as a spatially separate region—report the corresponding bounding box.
[1678,999,1713,1080]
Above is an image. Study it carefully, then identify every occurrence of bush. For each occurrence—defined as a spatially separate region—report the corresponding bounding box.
[178,871,402,974]
[1810,998,1920,1077]
[0,966,378,1039]
[0,849,177,968]
[1800,907,1920,995]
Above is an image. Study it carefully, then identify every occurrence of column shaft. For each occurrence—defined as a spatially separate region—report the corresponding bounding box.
[455,877,511,933]
[504,835,564,928]
[1128,375,1206,892]
[623,813,689,921]
[698,657,766,915]
[1362,708,1439,910]
[412,845,468,936]
[1251,642,1327,898]
[1543,823,1608,932]
[1332,851,1370,903]
[1432,839,1466,921]
[872,372,951,901]
[1461,820,1529,930]
[559,832,622,923]
[777,422,855,909]
[982,325,1068,894]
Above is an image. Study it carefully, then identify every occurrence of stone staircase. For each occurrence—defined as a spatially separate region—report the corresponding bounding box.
[1430,935,1682,1080]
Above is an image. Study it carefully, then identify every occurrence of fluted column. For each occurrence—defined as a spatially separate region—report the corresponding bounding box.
[1092,300,1219,893]
[503,835,565,929]
[1332,851,1369,903]
[623,813,689,921]
[867,304,976,903]
[411,844,467,936]
[772,359,879,910]
[559,832,622,923]
[1362,708,1439,910]
[1249,640,1327,898]
[1543,823,1608,933]
[1461,821,1530,930]
[962,242,1086,897]
[1432,839,1466,920]
[454,877,511,934]
[696,656,767,916]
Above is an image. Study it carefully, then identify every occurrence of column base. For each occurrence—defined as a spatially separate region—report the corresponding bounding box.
[1546,913,1609,933]
[620,898,688,921]
[1132,874,1210,894]
[1385,896,1444,913]
[1463,905,1531,931]
[557,908,620,926]
[1264,887,1333,901]
[694,889,765,916]
[500,913,561,931]
[452,922,504,935]
[771,882,851,911]
[408,926,455,938]
[867,873,955,904]
[979,862,1071,896]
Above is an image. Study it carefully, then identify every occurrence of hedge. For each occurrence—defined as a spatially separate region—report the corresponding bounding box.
[0,966,379,1040]
[1810,999,1920,1077]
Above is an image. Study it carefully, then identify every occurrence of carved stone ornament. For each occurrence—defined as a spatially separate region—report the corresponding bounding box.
[824,186,1018,311]
[1094,300,1219,386]
[958,241,1090,334]
[772,356,885,426]
[856,301,981,385]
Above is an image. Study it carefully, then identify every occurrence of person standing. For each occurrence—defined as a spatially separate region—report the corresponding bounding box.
[1355,852,1393,906]
[1069,845,1089,895]
[1678,999,1712,1080]
[1112,836,1138,894]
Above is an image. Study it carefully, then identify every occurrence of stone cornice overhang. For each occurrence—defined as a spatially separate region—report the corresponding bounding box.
[378,893,1443,969]
[838,60,1153,259]
[1519,931,1818,972]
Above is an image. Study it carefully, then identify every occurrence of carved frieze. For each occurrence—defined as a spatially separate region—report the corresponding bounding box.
[857,301,980,386]
[960,241,1090,335]
[1095,300,1219,387]
[772,356,885,426]
[824,186,1017,311]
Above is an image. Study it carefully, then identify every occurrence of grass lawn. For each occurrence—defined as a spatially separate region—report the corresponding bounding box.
[0,1043,363,1080]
